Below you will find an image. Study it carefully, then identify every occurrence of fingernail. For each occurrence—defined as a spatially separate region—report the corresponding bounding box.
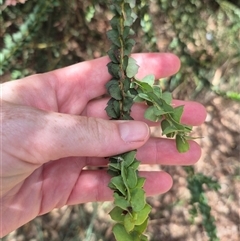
[119,121,149,142]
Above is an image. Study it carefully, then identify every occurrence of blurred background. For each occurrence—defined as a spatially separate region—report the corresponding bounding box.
[1,0,239,240]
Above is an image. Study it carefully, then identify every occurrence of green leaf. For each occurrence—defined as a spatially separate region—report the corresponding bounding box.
[161,119,175,138]
[162,125,177,136]
[126,57,139,78]
[122,96,134,112]
[121,113,133,120]
[110,16,121,30]
[137,93,152,102]
[122,55,129,71]
[123,78,131,92]
[153,86,162,98]
[123,26,131,39]
[147,92,173,112]
[133,95,145,103]
[126,0,136,8]
[114,193,130,211]
[171,105,184,123]
[144,106,160,122]
[134,80,153,92]
[141,74,155,86]
[135,204,151,225]
[112,99,121,117]
[107,82,122,100]
[140,235,148,241]
[111,3,121,15]
[107,29,121,47]
[110,176,127,196]
[108,47,120,63]
[129,160,140,170]
[120,161,131,199]
[161,119,170,131]
[108,181,117,191]
[105,99,120,119]
[107,62,121,78]
[162,92,172,104]
[109,206,125,222]
[122,151,136,167]
[109,162,121,171]
[105,78,119,89]
[124,38,135,55]
[105,103,118,119]
[130,11,138,23]
[136,177,146,188]
[126,167,138,189]
[134,218,149,237]
[12,32,22,43]
[113,223,133,241]
[130,188,146,212]
[155,108,172,116]
[124,3,135,26]
[124,213,135,232]
[176,134,190,153]
[4,34,14,49]
[107,168,120,177]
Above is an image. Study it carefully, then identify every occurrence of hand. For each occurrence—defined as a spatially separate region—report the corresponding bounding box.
[0,53,206,236]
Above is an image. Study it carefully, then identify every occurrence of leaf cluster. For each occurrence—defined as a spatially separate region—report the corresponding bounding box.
[105,1,151,240]
[105,2,195,240]
[108,151,150,241]
[105,0,139,120]
[0,0,58,76]
[185,166,221,241]
[158,0,240,100]
[132,75,192,153]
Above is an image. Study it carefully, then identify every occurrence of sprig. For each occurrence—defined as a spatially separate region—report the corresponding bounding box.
[185,166,220,241]
[132,75,193,152]
[105,1,193,240]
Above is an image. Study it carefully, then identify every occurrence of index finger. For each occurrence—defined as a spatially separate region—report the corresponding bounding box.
[51,53,181,101]
[2,53,180,114]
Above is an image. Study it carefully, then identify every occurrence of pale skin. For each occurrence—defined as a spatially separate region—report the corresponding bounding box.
[0,53,206,237]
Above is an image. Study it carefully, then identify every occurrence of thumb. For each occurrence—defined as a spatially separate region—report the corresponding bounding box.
[4,102,150,163]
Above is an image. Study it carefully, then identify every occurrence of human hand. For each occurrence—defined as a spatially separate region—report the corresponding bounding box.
[0,53,206,236]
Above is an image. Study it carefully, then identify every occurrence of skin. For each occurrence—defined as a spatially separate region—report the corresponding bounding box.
[0,53,206,237]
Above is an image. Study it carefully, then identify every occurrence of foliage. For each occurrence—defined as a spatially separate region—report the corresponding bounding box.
[1,0,108,79]
[106,1,193,240]
[154,0,240,100]
[1,0,59,77]
[106,3,150,239]
[185,166,221,241]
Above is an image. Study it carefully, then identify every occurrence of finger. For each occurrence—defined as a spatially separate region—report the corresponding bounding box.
[2,53,180,114]
[137,138,201,165]
[3,102,150,163]
[85,98,206,126]
[85,137,201,167]
[50,53,180,101]
[173,100,207,126]
[67,170,172,204]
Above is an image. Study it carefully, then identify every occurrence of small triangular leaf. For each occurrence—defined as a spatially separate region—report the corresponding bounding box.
[141,74,155,86]
[109,206,125,222]
[176,134,190,153]
[126,57,139,78]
